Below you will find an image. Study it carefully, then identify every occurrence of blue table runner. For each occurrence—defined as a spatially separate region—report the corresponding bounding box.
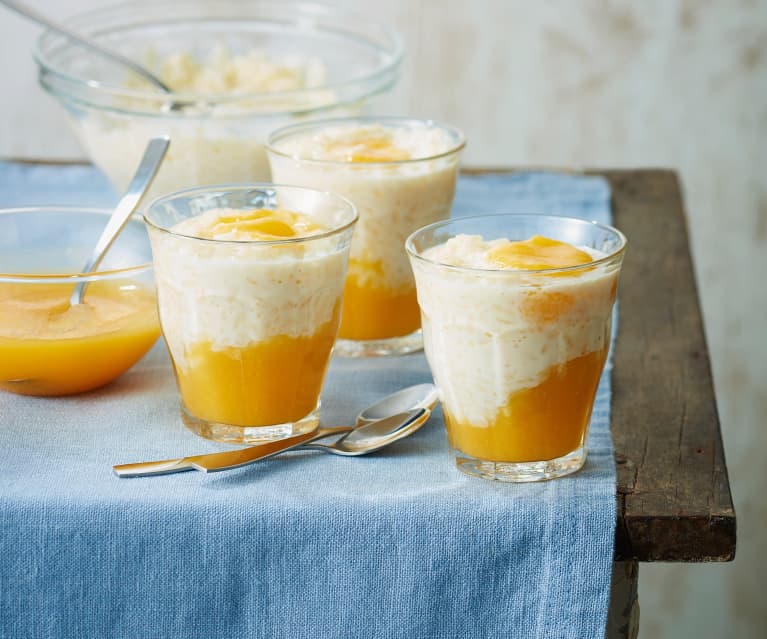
[0,163,616,639]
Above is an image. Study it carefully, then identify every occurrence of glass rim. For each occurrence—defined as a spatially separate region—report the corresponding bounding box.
[405,213,628,276]
[34,0,404,115]
[265,116,467,166]
[0,206,153,282]
[143,182,359,245]
[39,80,393,121]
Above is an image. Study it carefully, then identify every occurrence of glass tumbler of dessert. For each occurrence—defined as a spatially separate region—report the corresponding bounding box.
[406,214,627,482]
[144,184,357,444]
[267,117,465,357]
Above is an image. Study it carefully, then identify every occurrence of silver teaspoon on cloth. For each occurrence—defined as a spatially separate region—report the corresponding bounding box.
[113,408,431,477]
[69,136,169,306]
[113,383,437,477]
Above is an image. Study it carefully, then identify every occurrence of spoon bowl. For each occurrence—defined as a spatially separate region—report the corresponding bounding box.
[302,408,431,457]
[357,383,439,425]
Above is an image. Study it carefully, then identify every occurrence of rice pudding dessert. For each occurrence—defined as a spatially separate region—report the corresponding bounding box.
[408,222,626,481]
[268,118,464,356]
[146,194,356,443]
[77,47,343,203]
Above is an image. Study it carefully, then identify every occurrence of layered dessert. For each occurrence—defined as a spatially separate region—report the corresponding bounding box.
[268,120,464,349]
[0,280,159,396]
[412,234,620,464]
[148,207,348,435]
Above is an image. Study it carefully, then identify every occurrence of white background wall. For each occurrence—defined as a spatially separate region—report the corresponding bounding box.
[1,1,765,636]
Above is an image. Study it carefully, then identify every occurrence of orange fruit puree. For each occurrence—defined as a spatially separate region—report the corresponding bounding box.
[445,348,608,462]
[322,129,410,163]
[338,259,420,340]
[195,208,322,241]
[174,304,340,427]
[0,280,159,396]
[487,235,593,271]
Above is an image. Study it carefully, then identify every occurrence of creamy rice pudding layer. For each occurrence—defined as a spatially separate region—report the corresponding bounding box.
[151,207,346,366]
[414,234,618,428]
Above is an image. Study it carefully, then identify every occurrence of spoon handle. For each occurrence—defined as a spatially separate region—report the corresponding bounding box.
[113,427,351,478]
[0,0,173,93]
[70,136,169,305]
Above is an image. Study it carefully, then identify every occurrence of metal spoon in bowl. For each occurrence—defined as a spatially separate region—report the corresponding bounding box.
[1,0,176,98]
[69,136,169,306]
[113,383,439,478]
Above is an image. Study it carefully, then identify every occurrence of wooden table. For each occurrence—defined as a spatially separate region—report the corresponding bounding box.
[587,170,735,636]
[606,169,735,562]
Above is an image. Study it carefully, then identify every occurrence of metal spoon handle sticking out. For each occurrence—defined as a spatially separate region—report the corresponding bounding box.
[113,426,351,478]
[0,0,174,94]
[113,409,428,478]
[70,136,169,306]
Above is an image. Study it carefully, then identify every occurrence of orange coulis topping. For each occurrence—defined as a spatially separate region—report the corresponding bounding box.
[196,208,322,241]
[321,129,411,163]
[486,235,593,271]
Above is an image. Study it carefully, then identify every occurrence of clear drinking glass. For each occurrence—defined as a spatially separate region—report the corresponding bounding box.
[145,184,357,444]
[407,214,627,482]
[267,116,465,357]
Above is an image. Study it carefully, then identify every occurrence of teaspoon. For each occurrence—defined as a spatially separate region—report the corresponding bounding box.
[70,136,169,306]
[113,409,430,477]
[113,383,438,478]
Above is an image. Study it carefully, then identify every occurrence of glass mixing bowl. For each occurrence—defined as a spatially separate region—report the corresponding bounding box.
[35,0,403,202]
[0,207,159,396]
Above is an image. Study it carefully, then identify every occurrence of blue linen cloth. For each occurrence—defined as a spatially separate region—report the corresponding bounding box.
[0,162,616,639]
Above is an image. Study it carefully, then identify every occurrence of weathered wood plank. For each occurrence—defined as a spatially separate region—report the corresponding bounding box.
[604,169,736,562]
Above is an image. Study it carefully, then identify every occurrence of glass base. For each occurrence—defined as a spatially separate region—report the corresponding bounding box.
[334,329,422,358]
[452,445,586,482]
[181,403,320,445]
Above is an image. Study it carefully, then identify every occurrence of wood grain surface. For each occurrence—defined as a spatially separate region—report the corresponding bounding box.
[604,169,735,562]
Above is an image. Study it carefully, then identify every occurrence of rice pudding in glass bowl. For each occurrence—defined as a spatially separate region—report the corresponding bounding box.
[34,0,403,202]
[407,214,627,482]
[267,116,465,357]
